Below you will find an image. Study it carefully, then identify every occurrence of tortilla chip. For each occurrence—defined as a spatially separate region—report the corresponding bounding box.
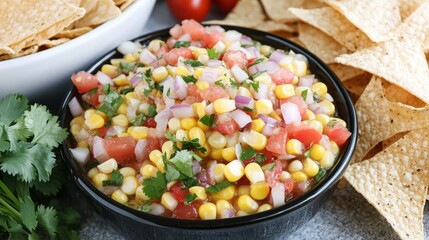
[54,27,92,39]
[399,0,428,19]
[285,37,305,47]
[381,132,408,149]
[114,0,127,6]
[328,63,364,81]
[384,83,427,108]
[74,0,121,28]
[324,0,401,42]
[0,45,39,61]
[120,0,135,11]
[335,37,429,104]
[352,76,429,163]
[345,129,429,240]
[270,31,297,41]
[260,0,304,23]
[38,38,70,48]
[256,21,298,33]
[0,46,15,55]
[289,7,373,51]
[298,23,349,64]
[206,0,265,28]
[341,72,371,96]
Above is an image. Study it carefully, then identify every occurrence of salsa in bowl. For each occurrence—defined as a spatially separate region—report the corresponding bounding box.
[60,20,357,238]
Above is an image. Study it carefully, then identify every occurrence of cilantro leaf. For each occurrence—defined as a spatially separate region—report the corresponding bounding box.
[173,41,191,48]
[184,193,197,205]
[207,48,221,60]
[119,62,136,74]
[315,168,327,182]
[147,105,157,118]
[327,120,338,127]
[243,106,254,112]
[182,75,197,83]
[301,89,308,100]
[97,87,124,118]
[36,205,58,238]
[102,170,124,186]
[229,79,238,89]
[199,114,215,127]
[214,80,226,89]
[9,116,32,142]
[165,132,207,153]
[20,195,37,231]
[249,58,265,67]
[206,181,233,194]
[183,60,204,67]
[251,71,265,80]
[255,153,267,164]
[164,154,181,182]
[240,146,256,161]
[0,125,11,152]
[181,177,198,188]
[0,94,28,126]
[261,163,276,171]
[131,113,147,126]
[120,87,135,95]
[249,81,260,92]
[138,203,151,212]
[304,149,311,158]
[313,92,320,102]
[143,171,167,200]
[169,150,194,178]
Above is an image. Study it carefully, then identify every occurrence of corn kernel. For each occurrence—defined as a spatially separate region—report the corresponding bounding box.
[243,130,267,151]
[130,126,148,140]
[111,189,128,204]
[216,200,232,219]
[250,119,265,133]
[319,100,336,116]
[330,141,339,155]
[84,113,105,130]
[113,74,131,86]
[193,102,207,118]
[152,66,168,82]
[212,186,236,201]
[208,131,227,149]
[149,150,162,164]
[303,109,316,121]
[257,204,273,213]
[117,103,127,115]
[244,163,265,184]
[101,64,120,78]
[279,171,291,182]
[302,158,320,177]
[189,127,206,145]
[269,110,282,121]
[286,139,304,155]
[260,45,272,56]
[291,171,308,181]
[213,163,226,183]
[237,194,258,213]
[175,129,188,141]
[274,84,295,99]
[161,192,178,211]
[162,141,174,160]
[237,87,252,98]
[168,118,181,133]
[306,120,324,134]
[254,72,272,84]
[97,158,118,174]
[119,167,137,177]
[92,173,109,187]
[140,164,158,178]
[87,167,99,179]
[214,99,236,114]
[196,81,210,91]
[320,151,336,169]
[288,160,303,173]
[199,203,217,220]
[121,176,139,195]
[224,160,244,182]
[175,66,191,76]
[315,114,331,126]
[70,124,82,136]
[292,60,307,77]
[292,76,299,85]
[330,117,347,128]
[147,39,165,52]
[124,53,137,62]
[222,146,236,162]
[77,140,88,148]
[70,116,84,126]
[250,182,270,200]
[236,210,250,217]
[189,186,207,200]
[180,118,197,130]
[112,114,129,127]
[312,82,328,96]
[255,99,273,115]
[117,133,130,137]
[310,144,326,161]
[237,185,251,196]
[135,185,150,201]
[193,68,204,79]
[211,148,224,160]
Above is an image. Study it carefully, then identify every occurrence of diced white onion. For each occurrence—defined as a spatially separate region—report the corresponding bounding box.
[95,71,113,85]
[174,76,188,100]
[68,97,84,117]
[231,65,249,83]
[231,109,252,128]
[92,136,109,163]
[281,102,301,125]
[139,49,157,65]
[271,183,285,207]
[69,147,90,165]
[170,104,194,118]
[117,41,138,55]
[134,139,147,162]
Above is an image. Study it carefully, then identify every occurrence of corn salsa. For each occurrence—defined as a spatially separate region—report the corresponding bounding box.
[68,20,352,220]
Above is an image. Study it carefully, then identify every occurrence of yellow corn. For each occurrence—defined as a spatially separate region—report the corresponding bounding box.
[175,129,188,141]
[121,176,139,195]
[162,141,174,160]
[124,53,137,62]
[292,76,299,85]
[152,66,168,82]
[312,82,327,96]
[112,114,129,127]
[193,102,207,118]
[198,203,217,220]
[288,160,303,173]
[161,192,178,211]
[147,39,165,52]
[101,64,120,78]
[140,164,158,178]
[211,185,236,201]
[213,163,226,183]
[320,150,336,169]
[168,118,181,133]
[303,109,316,121]
[274,84,295,99]
[236,210,250,217]
[193,68,204,79]
[175,66,191,76]
[310,144,326,161]
[180,118,197,130]
[208,132,227,149]
[260,45,272,56]
[255,99,273,115]
[149,150,163,164]
[315,114,331,126]
[216,200,232,219]
[84,113,105,130]
[222,146,236,162]
[302,158,319,177]
[250,119,265,133]
[135,185,150,201]
[97,158,118,174]
[130,126,148,140]
[253,72,272,84]
[189,186,207,200]
[188,127,206,145]
[279,171,291,182]
[237,185,251,196]
[330,117,347,128]
[292,60,307,77]
[257,204,273,213]
[196,81,209,91]
[286,139,304,155]
[330,141,339,155]
[291,171,308,181]
[244,163,265,184]
[237,87,252,98]
[306,120,324,134]
[92,173,108,187]
[117,103,127,115]
[223,160,244,182]
[111,189,128,204]
[119,167,137,177]
[319,100,335,116]
[237,194,258,213]
[211,148,223,161]
[87,167,99,179]
[244,130,267,151]
[70,124,82,136]
[113,74,131,86]
[117,133,130,137]
[213,99,236,114]
[269,110,282,121]
[70,116,84,126]
[77,140,88,148]
[250,182,270,200]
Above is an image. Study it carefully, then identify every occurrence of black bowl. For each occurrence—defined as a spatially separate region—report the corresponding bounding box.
[60,25,357,240]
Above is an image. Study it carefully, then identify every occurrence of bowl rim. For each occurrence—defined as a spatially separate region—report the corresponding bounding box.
[60,25,358,229]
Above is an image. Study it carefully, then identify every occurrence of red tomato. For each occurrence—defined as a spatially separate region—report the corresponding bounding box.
[292,127,322,148]
[97,127,107,138]
[187,84,203,101]
[266,128,288,154]
[172,202,199,220]
[222,50,248,69]
[214,114,239,135]
[203,27,224,48]
[103,136,136,164]
[82,85,102,107]
[269,68,294,85]
[280,95,308,118]
[144,118,157,128]
[170,183,189,203]
[283,179,295,194]
[264,160,283,188]
[199,85,229,102]
[214,0,239,13]
[181,19,206,41]
[71,71,99,93]
[165,47,193,66]
[323,124,351,147]
[167,0,211,22]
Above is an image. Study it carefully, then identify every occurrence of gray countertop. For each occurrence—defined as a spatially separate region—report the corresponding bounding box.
[76,1,429,239]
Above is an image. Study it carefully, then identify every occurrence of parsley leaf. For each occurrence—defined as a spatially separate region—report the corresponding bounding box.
[199,114,215,127]
[147,105,157,118]
[98,87,124,118]
[181,177,198,188]
[207,48,221,59]
[206,181,233,194]
[169,150,194,178]
[184,60,204,67]
[301,89,308,100]
[102,170,124,186]
[184,193,197,205]
[182,75,197,83]
[214,80,226,89]
[143,171,167,200]
[243,106,254,112]
[165,132,207,153]
[261,163,276,171]
[174,41,191,48]
[36,205,58,238]
[240,146,256,161]
[255,153,267,164]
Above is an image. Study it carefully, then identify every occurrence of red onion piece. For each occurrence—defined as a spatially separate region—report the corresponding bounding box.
[92,136,109,163]
[298,75,315,88]
[231,109,252,128]
[253,83,268,100]
[231,65,249,83]
[171,104,194,118]
[135,139,147,162]
[308,102,324,114]
[271,183,285,207]
[155,98,174,136]
[240,35,253,45]
[200,67,218,84]
[192,161,202,175]
[68,96,84,117]
[207,60,222,68]
[105,126,125,137]
[95,71,113,85]
[174,76,188,100]
[69,147,90,165]
[261,125,279,137]
[130,72,143,87]
[139,49,156,65]
[248,61,280,75]
[281,102,301,125]
[207,160,217,185]
[245,46,261,59]
[258,114,279,127]
[117,41,138,55]
[234,95,254,109]
[269,50,286,64]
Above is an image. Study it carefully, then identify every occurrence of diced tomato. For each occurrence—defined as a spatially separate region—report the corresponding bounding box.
[82,85,102,107]
[203,28,224,48]
[214,115,239,135]
[170,183,189,203]
[97,127,107,138]
[266,128,288,154]
[264,160,283,188]
[165,47,193,66]
[71,71,99,94]
[187,84,203,101]
[323,124,351,147]
[283,179,295,194]
[199,85,229,102]
[280,95,308,118]
[144,118,157,128]
[292,127,322,148]
[181,19,205,41]
[103,136,136,164]
[222,50,248,69]
[172,202,199,220]
[169,24,184,39]
[269,68,294,85]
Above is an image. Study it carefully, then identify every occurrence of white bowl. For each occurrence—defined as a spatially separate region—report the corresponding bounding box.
[0,0,156,101]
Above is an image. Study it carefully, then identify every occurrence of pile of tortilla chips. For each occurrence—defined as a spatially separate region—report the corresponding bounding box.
[0,0,136,61]
[212,1,429,239]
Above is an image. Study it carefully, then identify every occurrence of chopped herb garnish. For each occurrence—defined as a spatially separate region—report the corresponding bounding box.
[169,150,196,178]
[143,88,153,97]
[182,75,197,83]
[199,114,215,127]
[241,44,253,48]
[102,84,111,94]
[102,170,124,186]
[84,161,99,170]
[252,40,261,47]
[261,163,276,171]
[249,58,265,67]
[98,86,124,118]
[147,105,157,118]
[119,62,136,73]
[243,106,254,112]
[88,87,98,95]
[120,87,135,95]
[315,168,327,182]
[240,146,256,161]
[165,132,207,153]
[255,153,267,164]
[166,88,171,96]
[184,194,197,205]
[174,41,191,48]
[304,149,311,158]
[143,171,167,200]
[206,181,233,194]
[184,60,204,67]
[131,113,147,126]
[327,120,337,127]
[249,81,260,92]
[144,69,152,78]
[215,80,226,89]
[313,92,320,102]
[181,177,198,188]
[301,89,308,100]
[229,79,239,89]
[251,71,266,80]
[138,203,151,212]
[207,48,221,59]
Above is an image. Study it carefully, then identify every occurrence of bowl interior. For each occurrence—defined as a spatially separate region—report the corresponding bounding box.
[60,25,357,229]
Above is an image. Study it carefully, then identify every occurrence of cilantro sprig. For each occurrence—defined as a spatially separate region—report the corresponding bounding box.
[98,85,124,118]
[165,132,207,153]
[199,114,215,127]
[240,146,256,161]
[206,181,233,194]
[207,48,221,59]
[183,60,204,67]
